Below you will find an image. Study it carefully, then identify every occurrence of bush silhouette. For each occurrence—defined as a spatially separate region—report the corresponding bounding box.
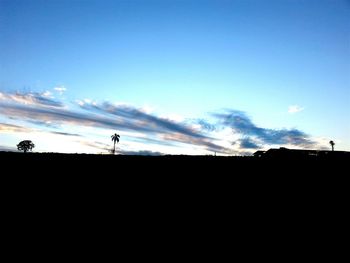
[17,140,35,153]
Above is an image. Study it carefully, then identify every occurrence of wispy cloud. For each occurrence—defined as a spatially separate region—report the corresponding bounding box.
[42,91,53,98]
[78,101,230,153]
[195,119,218,132]
[27,120,58,128]
[215,110,315,148]
[118,149,164,156]
[238,137,260,149]
[288,105,304,114]
[50,131,81,137]
[79,101,208,138]
[0,92,229,154]
[79,140,111,152]
[127,136,176,147]
[0,123,32,133]
[53,85,66,94]
[0,122,80,138]
[0,91,318,154]
[0,91,63,108]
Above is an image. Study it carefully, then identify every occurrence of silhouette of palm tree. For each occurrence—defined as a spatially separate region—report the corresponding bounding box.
[329,140,335,151]
[17,140,35,153]
[111,133,120,154]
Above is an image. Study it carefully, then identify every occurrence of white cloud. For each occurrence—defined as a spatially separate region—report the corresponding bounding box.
[42,91,53,98]
[53,85,66,94]
[77,100,85,106]
[77,98,95,106]
[0,91,62,108]
[141,104,156,114]
[288,105,304,114]
[160,113,185,122]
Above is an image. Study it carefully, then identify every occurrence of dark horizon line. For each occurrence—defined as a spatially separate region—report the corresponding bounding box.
[1,147,349,156]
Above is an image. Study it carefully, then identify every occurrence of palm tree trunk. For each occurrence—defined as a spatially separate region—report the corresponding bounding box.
[113,141,116,154]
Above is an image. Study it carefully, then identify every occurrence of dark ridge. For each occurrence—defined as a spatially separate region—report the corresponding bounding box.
[2,149,347,222]
[1,148,348,174]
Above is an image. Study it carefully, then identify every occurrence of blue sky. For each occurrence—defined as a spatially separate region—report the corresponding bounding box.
[0,0,349,154]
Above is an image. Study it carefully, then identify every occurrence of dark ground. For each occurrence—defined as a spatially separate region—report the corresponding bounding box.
[2,151,347,246]
[2,151,347,197]
[1,150,348,174]
[3,150,347,210]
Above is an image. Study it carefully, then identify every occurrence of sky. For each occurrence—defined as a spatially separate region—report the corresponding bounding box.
[0,0,349,155]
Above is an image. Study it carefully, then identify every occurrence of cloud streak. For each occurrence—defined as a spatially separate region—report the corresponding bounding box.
[0,91,318,154]
[288,105,304,114]
[0,92,229,154]
[215,110,315,148]
[0,122,81,138]
[195,119,218,132]
[0,123,32,133]
[238,137,260,149]
[79,101,209,139]
[0,91,63,108]
[50,131,81,137]
[54,86,67,94]
[118,150,164,156]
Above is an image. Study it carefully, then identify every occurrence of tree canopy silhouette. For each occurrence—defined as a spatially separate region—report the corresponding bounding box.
[329,140,335,151]
[17,140,35,153]
[111,133,120,154]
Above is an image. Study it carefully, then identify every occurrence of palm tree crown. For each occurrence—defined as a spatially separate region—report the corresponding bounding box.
[111,133,120,154]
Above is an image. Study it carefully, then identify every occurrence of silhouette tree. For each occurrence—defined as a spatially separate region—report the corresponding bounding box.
[111,133,120,154]
[17,140,35,153]
[329,140,335,151]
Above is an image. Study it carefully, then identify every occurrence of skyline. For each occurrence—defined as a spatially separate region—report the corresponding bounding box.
[0,0,349,154]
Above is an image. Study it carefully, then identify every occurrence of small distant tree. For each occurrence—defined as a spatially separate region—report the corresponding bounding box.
[329,140,335,151]
[17,140,35,153]
[111,133,120,154]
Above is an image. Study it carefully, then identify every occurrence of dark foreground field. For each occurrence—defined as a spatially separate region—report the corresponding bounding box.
[3,150,348,199]
[1,151,348,173]
[2,151,347,237]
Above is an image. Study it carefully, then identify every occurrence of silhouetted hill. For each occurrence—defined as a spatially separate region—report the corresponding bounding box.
[2,150,348,174]
[3,150,347,200]
[2,150,347,236]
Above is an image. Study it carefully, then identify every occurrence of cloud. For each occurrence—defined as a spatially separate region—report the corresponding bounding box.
[79,101,209,139]
[79,141,111,152]
[238,137,260,149]
[195,119,217,132]
[50,131,81,137]
[0,122,80,138]
[0,103,130,131]
[288,105,304,114]
[27,120,58,128]
[78,101,230,153]
[0,90,318,153]
[42,91,53,98]
[54,86,66,94]
[161,132,230,153]
[0,92,230,154]
[215,110,315,147]
[118,150,164,156]
[0,123,32,133]
[0,145,17,152]
[0,91,63,108]
[127,136,176,147]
